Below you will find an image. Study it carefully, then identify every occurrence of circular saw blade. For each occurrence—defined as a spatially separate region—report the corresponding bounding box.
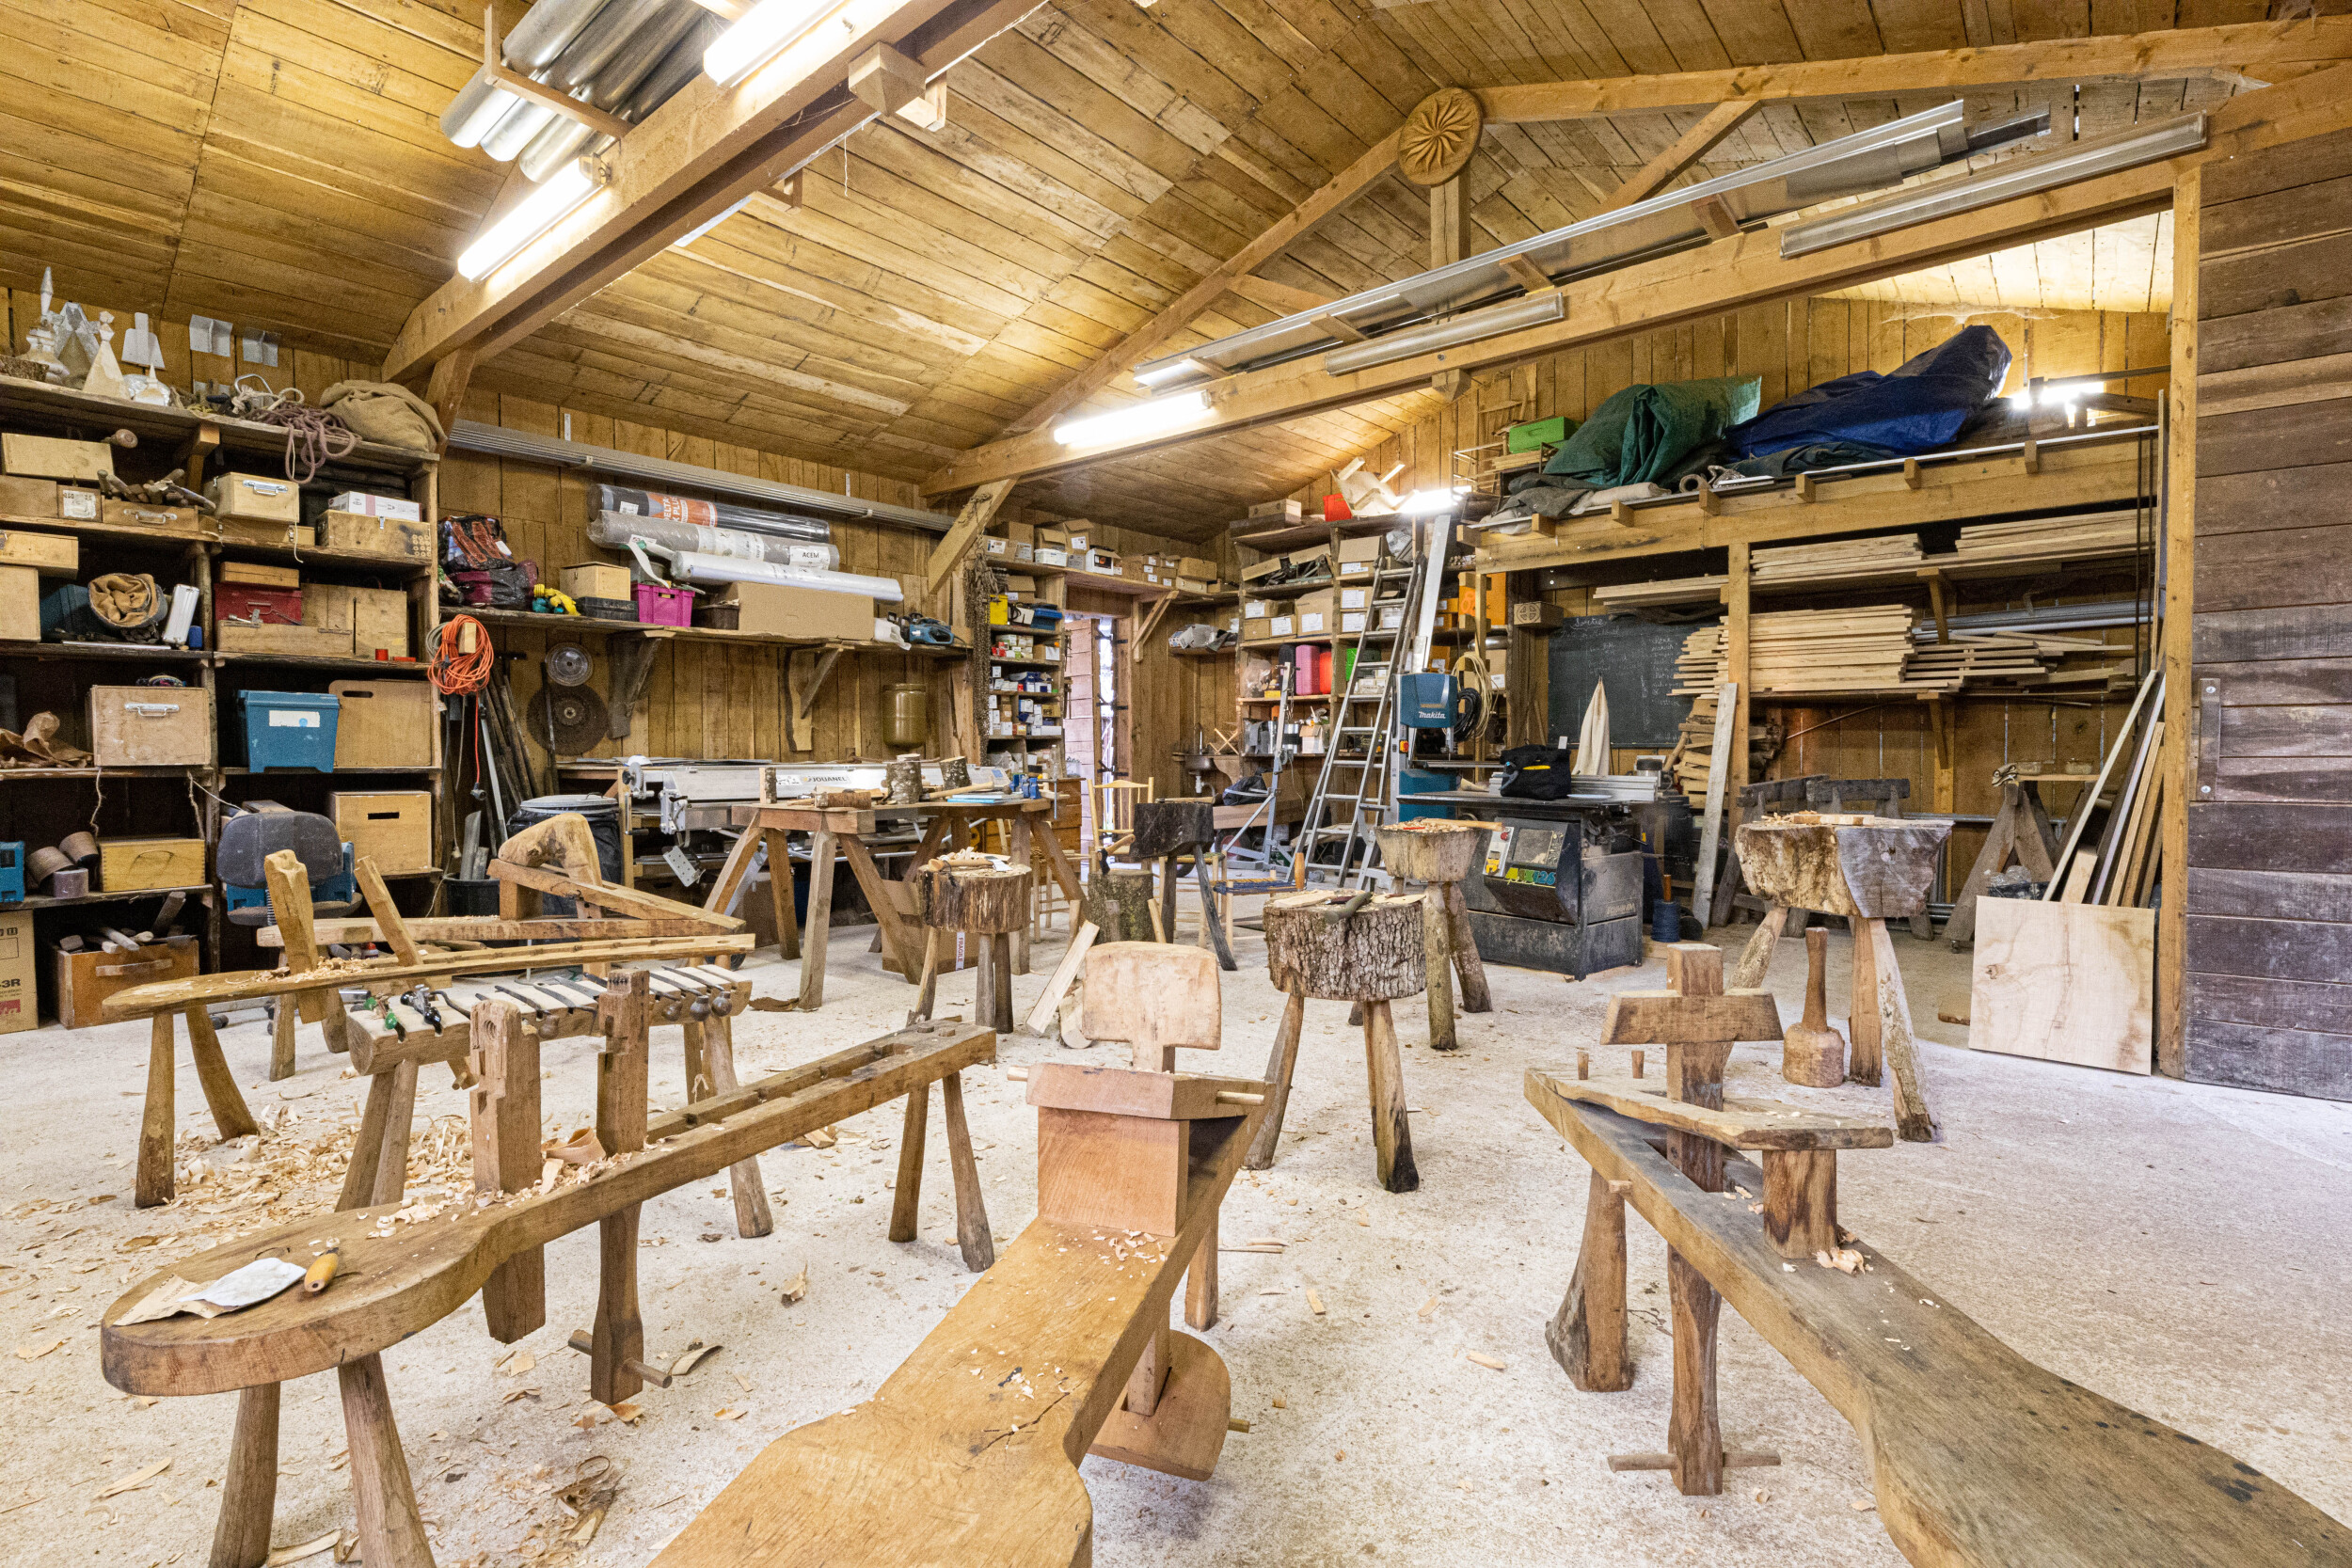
[544,642,594,688]
[528,685,610,752]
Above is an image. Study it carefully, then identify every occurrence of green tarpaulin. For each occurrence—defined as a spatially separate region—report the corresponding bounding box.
[1541,375,1762,488]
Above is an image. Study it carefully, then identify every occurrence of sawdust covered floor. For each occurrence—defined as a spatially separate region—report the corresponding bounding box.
[0,910,2346,1567]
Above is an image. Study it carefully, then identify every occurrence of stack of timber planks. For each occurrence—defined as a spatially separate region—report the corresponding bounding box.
[1663,690,1780,806]
[1675,606,1917,696]
[1749,532,1925,586]
[1944,509,2146,575]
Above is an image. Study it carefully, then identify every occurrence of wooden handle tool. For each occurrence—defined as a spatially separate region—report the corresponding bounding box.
[304,1249,341,1294]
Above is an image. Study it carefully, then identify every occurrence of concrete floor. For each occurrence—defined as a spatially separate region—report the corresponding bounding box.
[2,908,2346,1567]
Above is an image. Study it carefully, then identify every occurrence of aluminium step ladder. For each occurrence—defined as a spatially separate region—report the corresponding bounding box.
[1291,515,1454,889]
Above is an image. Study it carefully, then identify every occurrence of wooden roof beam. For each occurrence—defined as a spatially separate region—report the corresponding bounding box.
[921,61,2352,495]
[383,0,1041,388]
[1595,100,1761,214]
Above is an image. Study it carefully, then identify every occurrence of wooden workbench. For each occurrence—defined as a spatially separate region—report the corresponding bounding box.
[730,796,1086,1011]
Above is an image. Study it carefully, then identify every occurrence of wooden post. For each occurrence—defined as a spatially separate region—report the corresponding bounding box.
[1723,543,1751,927]
[185,1006,260,1140]
[592,973,650,1406]
[1668,1250,1723,1497]
[889,1082,929,1243]
[2157,168,2198,1080]
[1420,885,1458,1051]
[1761,1149,1837,1258]
[338,1069,397,1212]
[1546,1169,1629,1391]
[1185,1211,1218,1331]
[1245,988,1307,1169]
[136,1011,176,1208]
[1431,172,1470,270]
[371,1057,418,1207]
[1866,917,1941,1144]
[469,998,545,1341]
[799,828,836,1009]
[209,1383,279,1568]
[1848,916,1883,1086]
[268,995,297,1081]
[763,829,801,960]
[1443,881,1490,1011]
[339,1354,433,1568]
[1361,1000,1420,1194]
[1009,814,1033,974]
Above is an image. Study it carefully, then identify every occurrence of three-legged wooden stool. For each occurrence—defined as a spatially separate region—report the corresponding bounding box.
[1246,888,1426,1193]
[1374,820,1494,1051]
[1131,798,1236,971]
[909,857,1032,1033]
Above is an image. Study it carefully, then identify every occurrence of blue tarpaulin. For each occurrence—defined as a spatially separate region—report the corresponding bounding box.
[1724,325,2011,459]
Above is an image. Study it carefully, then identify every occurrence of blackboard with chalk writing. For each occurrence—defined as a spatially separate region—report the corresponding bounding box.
[1545,613,1707,751]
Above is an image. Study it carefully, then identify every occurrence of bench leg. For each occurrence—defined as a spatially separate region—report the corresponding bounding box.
[1185,1211,1217,1331]
[1422,886,1458,1053]
[1847,918,1883,1086]
[695,1015,773,1238]
[137,1012,176,1208]
[1443,881,1489,1012]
[977,932,1013,1032]
[1762,1149,1837,1259]
[939,1071,994,1273]
[1125,1321,1170,1417]
[798,829,836,1011]
[1195,851,1235,972]
[470,1001,545,1341]
[322,990,350,1054]
[337,1069,396,1212]
[1244,989,1306,1171]
[1546,1170,1629,1392]
[1361,999,1420,1195]
[1865,917,1942,1144]
[764,830,801,961]
[185,1006,260,1142]
[1729,903,1789,990]
[339,1354,434,1568]
[909,928,941,1024]
[591,1204,644,1407]
[888,1082,928,1243]
[1009,817,1032,975]
[268,996,296,1082]
[1667,1249,1723,1497]
[208,1383,278,1568]
[372,1058,418,1207]
[681,1022,708,1100]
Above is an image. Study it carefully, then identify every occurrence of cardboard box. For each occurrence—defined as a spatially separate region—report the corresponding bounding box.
[220,561,299,588]
[1007,521,1037,546]
[320,510,431,561]
[208,471,301,523]
[1341,610,1368,633]
[0,566,34,641]
[0,527,75,576]
[1269,614,1295,638]
[100,837,206,892]
[982,535,1009,556]
[1242,544,1331,584]
[1249,498,1303,520]
[1037,528,1071,548]
[3,435,113,483]
[1242,617,1273,641]
[1120,558,1152,581]
[332,791,433,872]
[1294,589,1335,636]
[0,911,31,1034]
[1179,556,1217,579]
[328,492,422,522]
[1242,598,1271,619]
[101,499,202,535]
[1065,531,1090,550]
[1175,577,1214,594]
[331,680,437,769]
[55,935,199,1031]
[1032,547,1068,567]
[1339,585,1371,610]
[705,581,871,641]
[562,563,631,602]
[217,516,314,549]
[1082,548,1116,573]
[1337,535,1382,575]
[88,685,212,767]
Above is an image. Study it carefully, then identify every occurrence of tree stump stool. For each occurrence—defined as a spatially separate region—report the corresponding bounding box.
[1092,866,1160,943]
[1374,820,1495,1051]
[910,858,1032,1032]
[1131,799,1236,972]
[1248,889,1426,1193]
[1734,814,1949,1142]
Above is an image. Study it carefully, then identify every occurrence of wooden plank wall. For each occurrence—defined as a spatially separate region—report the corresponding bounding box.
[2185,128,2352,1102]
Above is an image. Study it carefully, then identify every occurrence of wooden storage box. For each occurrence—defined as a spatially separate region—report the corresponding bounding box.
[562,563,631,602]
[320,510,432,561]
[332,791,432,871]
[302,583,410,657]
[100,837,206,892]
[0,527,77,576]
[208,471,301,523]
[3,435,113,483]
[215,623,351,657]
[56,936,199,1031]
[0,565,37,641]
[330,680,437,768]
[88,685,212,767]
[101,499,203,535]
[0,911,31,1034]
[217,516,314,549]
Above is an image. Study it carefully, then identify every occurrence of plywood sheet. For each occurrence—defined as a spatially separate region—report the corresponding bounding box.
[1970,900,2153,1074]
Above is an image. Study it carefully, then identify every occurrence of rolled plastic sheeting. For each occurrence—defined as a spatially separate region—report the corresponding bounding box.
[669,551,904,604]
[589,511,839,570]
[596,483,831,542]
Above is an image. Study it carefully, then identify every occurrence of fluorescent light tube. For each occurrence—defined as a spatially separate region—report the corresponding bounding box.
[1133,356,1215,388]
[456,158,599,279]
[1053,391,1211,449]
[705,0,838,87]
[1398,487,1467,515]
[1323,292,1565,376]
[1779,112,2207,259]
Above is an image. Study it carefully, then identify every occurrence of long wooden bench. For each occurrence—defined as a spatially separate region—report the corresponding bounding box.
[103,991,998,1568]
[652,943,1265,1568]
[1528,1073,2352,1564]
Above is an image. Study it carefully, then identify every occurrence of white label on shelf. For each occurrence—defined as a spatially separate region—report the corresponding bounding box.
[61,490,97,519]
[266,711,321,728]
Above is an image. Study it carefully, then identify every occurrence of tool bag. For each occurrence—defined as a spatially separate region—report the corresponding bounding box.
[439,514,534,609]
[319,380,445,452]
[1497,744,1579,800]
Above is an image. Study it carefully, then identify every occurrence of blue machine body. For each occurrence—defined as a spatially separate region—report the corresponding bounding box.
[1398,673,1455,729]
[0,842,23,904]
[224,842,356,918]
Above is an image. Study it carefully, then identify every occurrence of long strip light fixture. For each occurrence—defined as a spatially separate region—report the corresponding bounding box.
[1779,112,2208,258]
[1322,291,1564,377]
[705,0,843,87]
[455,156,603,279]
[1053,390,1212,448]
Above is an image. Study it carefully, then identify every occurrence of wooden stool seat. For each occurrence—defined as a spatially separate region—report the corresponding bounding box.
[1531,1087,2352,1566]
[910,860,1032,1031]
[1375,821,1495,1053]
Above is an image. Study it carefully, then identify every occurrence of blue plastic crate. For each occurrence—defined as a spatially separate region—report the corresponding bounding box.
[236,690,342,772]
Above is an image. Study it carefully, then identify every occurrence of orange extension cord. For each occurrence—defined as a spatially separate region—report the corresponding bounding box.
[431,613,494,695]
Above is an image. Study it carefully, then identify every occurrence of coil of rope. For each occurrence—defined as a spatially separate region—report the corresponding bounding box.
[432,613,494,695]
[230,376,358,483]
